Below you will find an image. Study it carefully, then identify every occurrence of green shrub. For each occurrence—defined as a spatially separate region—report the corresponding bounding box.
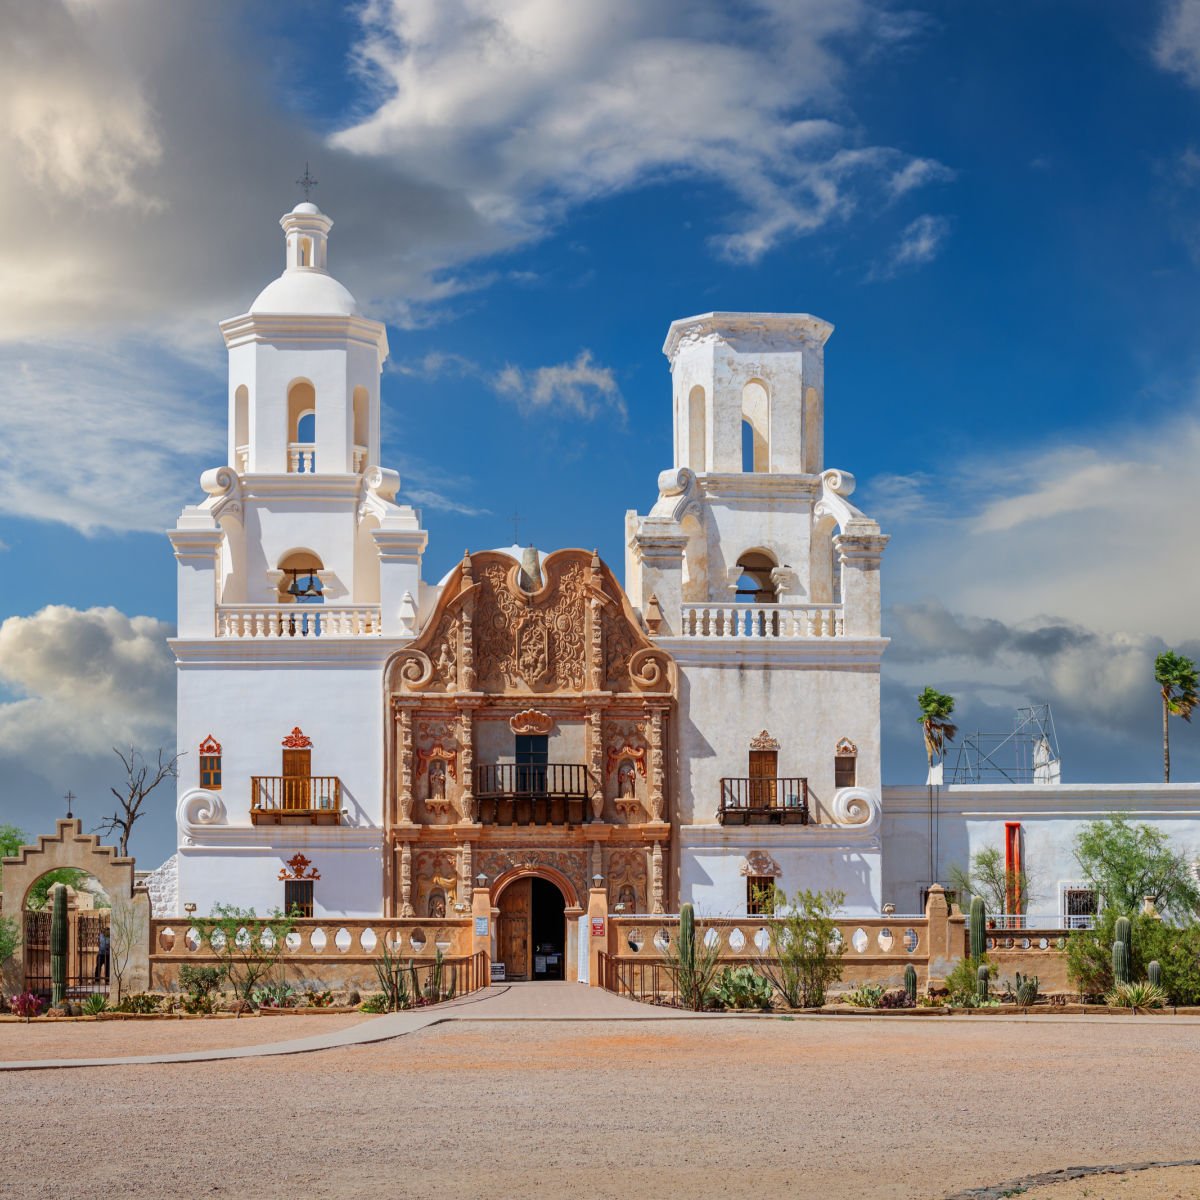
[844,982,887,1008]
[251,981,295,1009]
[1106,980,1166,1010]
[82,994,109,1016]
[114,993,160,1014]
[1068,911,1200,1004]
[757,888,846,1008]
[944,955,990,1007]
[360,992,389,1013]
[711,966,773,1011]
[878,988,914,1009]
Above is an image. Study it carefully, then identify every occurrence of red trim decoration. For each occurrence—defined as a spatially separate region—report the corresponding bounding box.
[281,726,313,748]
[606,744,647,778]
[198,734,222,755]
[278,853,320,881]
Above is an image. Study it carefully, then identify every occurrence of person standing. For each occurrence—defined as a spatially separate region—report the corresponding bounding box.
[94,927,110,984]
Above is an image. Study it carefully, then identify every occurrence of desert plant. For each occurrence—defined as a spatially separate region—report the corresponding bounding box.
[949,847,1037,918]
[107,898,141,1004]
[1148,960,1162,989]
[662,903,723,1011]
[0,915,19,971]
[251,980,295,1009]
[304,988,334,1008]
[878,988,915,1009]
[11,992,42,1021]
[844,982,887,1008]
[757,888,846,1009]
[1155,650,1198,783]
[1106,980,1166,1011]
[179,964,223,1006]
[711,965,773,1011]
[50,883,68,1008]
[82,993,109,1015]
[190,905,298,1011]
[373,937,414,1011]
[360,992,389,1013]
[944,954,989,1007]
[114,992,160,1014]
[903,963,918,1005]
[98,745,182,857]
[1112,915,1132,986]
[969,895,987,961]
[1013,972,1039,1007]
[976,963,990,1003]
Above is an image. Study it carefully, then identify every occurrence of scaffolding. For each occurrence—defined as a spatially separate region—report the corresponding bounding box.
[946,703,1061,785]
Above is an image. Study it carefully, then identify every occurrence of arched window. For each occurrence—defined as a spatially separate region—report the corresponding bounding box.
[687,385,706,472]
[352,386,369,472]
[277,550,324,605]
[741,379,770,473]
[287,381,316,472]
[734,551,778,604]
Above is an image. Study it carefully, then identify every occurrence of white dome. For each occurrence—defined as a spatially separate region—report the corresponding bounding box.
[250,270,359,316]
[292,201,321,215]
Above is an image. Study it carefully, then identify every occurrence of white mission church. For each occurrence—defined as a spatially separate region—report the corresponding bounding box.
[158,200,1200,968]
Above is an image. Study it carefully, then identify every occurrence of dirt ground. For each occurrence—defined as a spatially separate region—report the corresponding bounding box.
[1029,1165,1200,1198]
[2,1015,1199,1199]
[0,1011,371,1060]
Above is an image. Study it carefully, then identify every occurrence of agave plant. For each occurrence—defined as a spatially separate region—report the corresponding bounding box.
[1105,980,1167,1012]
[82,993,109,1016]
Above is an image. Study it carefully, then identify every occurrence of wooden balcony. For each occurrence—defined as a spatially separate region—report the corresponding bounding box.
[474,763,591,827]
[251,776,342,825]
[718,777,809,825]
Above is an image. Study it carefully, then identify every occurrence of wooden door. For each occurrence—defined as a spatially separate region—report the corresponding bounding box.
[282,748,311,810]
[748,749,777,808]
[498,878,531,980]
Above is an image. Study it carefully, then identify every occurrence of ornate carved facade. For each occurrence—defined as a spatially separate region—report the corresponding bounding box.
[384,549,676,937]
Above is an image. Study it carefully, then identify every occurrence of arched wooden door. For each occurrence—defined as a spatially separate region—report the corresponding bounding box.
[497,878,531,980]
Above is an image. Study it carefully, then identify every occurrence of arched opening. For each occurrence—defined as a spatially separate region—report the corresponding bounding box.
[234,385,249,471]
[809,514,838,604]
[277,549,324,605]
[686,385,706,472]
[352,386,369,472]
[22,870,112,1001]
[741,379,770,473]
[287,380,316,473]
[495,872,568,981]
[680,512,706,602]
[803,385,822,474]
[734,550,778,604]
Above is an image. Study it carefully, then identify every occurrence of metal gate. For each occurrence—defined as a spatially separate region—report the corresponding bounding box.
[22,909,109,999]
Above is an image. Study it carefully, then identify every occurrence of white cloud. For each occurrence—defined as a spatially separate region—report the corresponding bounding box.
[870,213,950,279]
[1154,0,1200,88]
[887,158,956,199]
[494,350,625,421]
[0,605,178,856]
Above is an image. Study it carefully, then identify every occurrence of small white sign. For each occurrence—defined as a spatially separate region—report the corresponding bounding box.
[491,962,506,982]
[474,915,489,937]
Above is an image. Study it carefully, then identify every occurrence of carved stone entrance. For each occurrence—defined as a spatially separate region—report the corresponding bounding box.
[496,874,567,981]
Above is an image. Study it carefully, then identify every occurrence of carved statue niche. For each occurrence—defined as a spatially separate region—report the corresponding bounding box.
[607,847,648,913]
[429,759,447,801]
[606,737,647,821]
[416,740,458,818]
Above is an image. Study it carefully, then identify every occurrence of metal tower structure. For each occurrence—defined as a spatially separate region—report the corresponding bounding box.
[946,704,1061,785]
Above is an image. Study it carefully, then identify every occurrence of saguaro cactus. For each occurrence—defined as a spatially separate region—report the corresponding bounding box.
[1112,916,1132,986]
[678,903,696,976]
[1148,960,1162,989]
[904,963,918,1005]
[976,963,990,1004]
[50,883,68,1008]
[969,895,987,961]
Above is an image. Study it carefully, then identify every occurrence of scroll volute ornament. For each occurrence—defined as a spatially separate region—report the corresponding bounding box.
[509,709,554,736]
[282,727,313,748]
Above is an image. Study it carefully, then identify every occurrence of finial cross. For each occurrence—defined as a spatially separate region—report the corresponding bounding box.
[64,791,76,820]
[510,510,521,543]
[296,162,318,201]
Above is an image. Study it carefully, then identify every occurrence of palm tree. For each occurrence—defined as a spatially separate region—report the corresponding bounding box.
[917,687,957,889]
[917,686,958,774]
[1154,651,1198,783]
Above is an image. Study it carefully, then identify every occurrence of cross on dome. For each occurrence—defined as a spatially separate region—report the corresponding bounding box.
[296,162,318,201]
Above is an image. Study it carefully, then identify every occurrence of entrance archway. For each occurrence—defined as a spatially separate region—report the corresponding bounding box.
[495,873,569,981]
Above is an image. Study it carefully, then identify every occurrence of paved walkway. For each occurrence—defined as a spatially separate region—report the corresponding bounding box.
[0,983,687,1072]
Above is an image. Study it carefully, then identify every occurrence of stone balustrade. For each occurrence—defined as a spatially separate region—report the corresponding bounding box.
[216,604,381,638]
[678,603,844,639]
[287,441,316,473]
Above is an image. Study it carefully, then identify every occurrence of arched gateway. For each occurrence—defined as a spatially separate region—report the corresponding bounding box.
[384,547,676,977]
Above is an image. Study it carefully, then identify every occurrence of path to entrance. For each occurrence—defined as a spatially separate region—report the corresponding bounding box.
[0,983,688,1071]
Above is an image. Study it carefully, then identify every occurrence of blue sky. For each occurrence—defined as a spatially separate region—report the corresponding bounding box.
[3,0,1200,862]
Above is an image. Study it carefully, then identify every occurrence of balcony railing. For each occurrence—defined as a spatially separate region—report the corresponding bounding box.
[718,777,809,825]
[288,442,316,473]
[474,763,592,827]
[679,603,844,639]
[251,776,342,825]
[217,605,381,638]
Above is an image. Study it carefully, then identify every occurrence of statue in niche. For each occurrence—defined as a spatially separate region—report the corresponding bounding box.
[428,889,446,918]
[618,884,637,911]
[617,760,637,800]
[428,759,447,801]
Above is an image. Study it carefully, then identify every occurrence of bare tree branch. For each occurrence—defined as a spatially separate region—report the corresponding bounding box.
[95,746,182,857]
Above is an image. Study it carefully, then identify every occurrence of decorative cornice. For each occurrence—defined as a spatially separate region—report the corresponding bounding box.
[282,726,313,748]
[836,737,858,756]
[219,311,388,359]
[278,853,321,881]
[749,729,780,752]
[662,311,834,362]
[198,735,222,755]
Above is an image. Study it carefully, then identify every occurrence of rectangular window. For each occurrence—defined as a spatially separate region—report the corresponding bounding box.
[284,880,314,918]
[1063,887,1097,929]
[199,754,222,790]
[515,734,548,794]
[834,755,856,788]
[746,876,776,915]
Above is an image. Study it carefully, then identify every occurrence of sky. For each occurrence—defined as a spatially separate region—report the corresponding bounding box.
[3,0,1200,864]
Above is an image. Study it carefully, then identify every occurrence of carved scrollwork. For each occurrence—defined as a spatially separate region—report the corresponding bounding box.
[739,851,781,877]
[836,737,858,756]
[831,787,881,831]
[820,468,856,498]
[177,789,227,828]
[510,709,554,735]
[364,466,400,500]
[629,647,671,692]
[749,729,780,751]
[395,649,435,690]
[200,466,238,496]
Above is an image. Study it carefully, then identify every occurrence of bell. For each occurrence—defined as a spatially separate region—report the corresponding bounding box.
[301,575,321,598]
[286,571,303,597]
